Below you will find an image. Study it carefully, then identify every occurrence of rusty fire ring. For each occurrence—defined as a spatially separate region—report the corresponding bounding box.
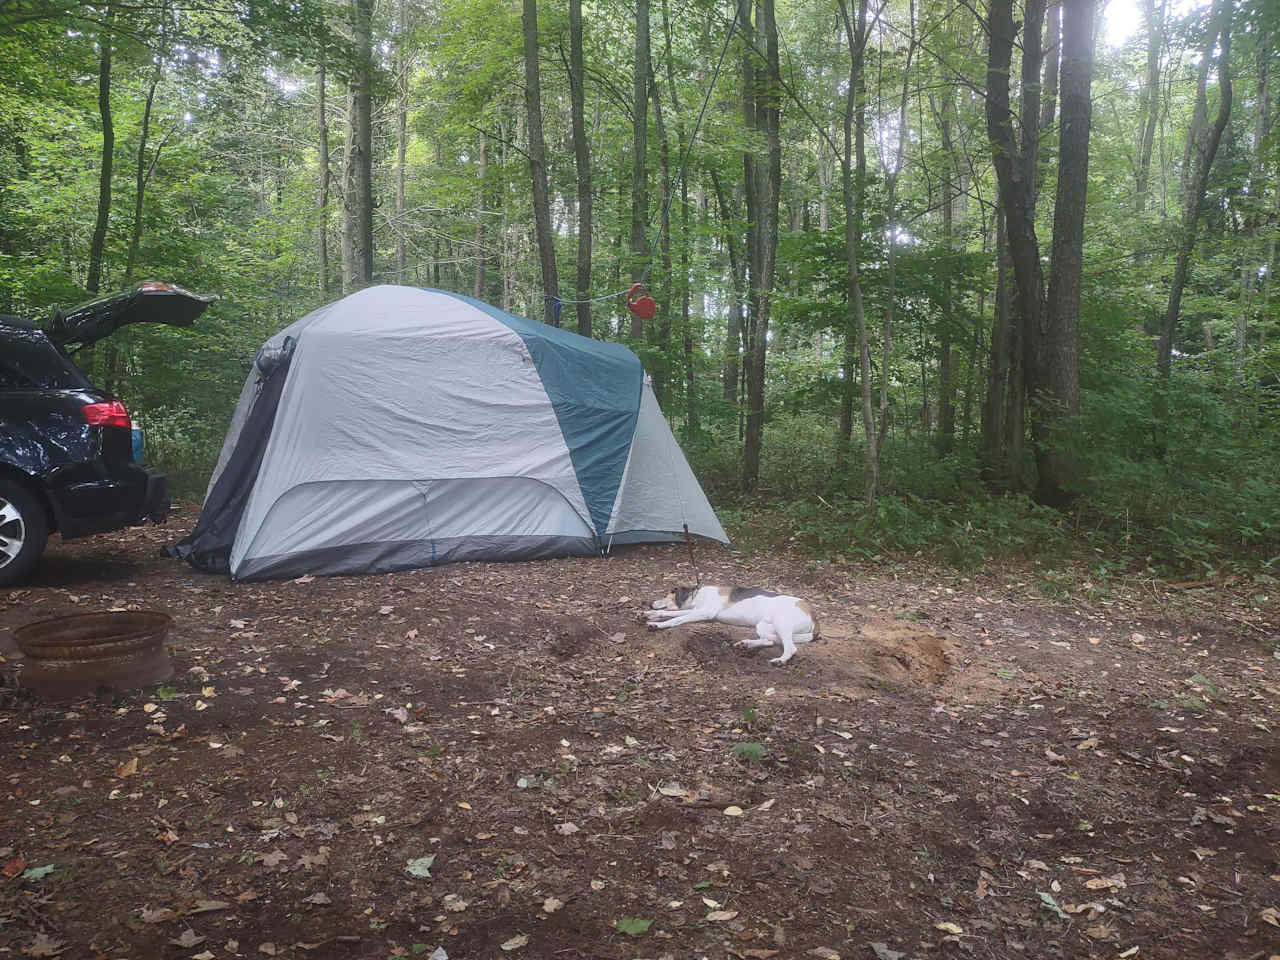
[15,611,173,697]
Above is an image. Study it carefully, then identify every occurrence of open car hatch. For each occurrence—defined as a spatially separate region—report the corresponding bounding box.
[47,281,214,349]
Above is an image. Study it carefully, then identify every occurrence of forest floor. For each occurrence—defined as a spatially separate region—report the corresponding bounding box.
[1,509,1278,960]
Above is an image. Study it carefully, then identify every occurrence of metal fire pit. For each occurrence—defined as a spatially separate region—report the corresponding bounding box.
[15,611,173,697]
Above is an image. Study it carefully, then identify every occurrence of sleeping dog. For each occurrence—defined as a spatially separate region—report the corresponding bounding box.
[646,585,820,665]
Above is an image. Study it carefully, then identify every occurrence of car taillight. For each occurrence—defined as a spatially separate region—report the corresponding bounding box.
[82,400,131,428]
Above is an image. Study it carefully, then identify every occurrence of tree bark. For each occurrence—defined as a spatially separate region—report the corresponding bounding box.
[1133,0,1165,214]
[650,66,673,402]
[86,10,115,296]
[936,93,956,455]
[317,62,331,297]
[835,0,868,474]
[630,0,651,338]
[474,133,487,299]
[569,0,592,336]
[1037,0,1096,507]
[1157,0,1232,380]
[523,0,560,324]
[711,170,745,404]
[742,0,782,494]
[341,85,357,294]
[353,0,375,284]
[395,0,409,282]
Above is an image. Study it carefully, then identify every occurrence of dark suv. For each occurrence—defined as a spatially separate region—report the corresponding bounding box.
[0,282,211,585]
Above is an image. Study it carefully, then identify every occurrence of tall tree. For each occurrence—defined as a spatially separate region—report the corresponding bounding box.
[1133,0,1166,214]
[741,0,782,493]
[522,0,559,324]
[1037,0,1096,505]
[317,61,332,297]
[1157,0,1232,380]
[630,0,651,339]
[352,0,374,284]
[86,8,115,295]
[568,0,592,336]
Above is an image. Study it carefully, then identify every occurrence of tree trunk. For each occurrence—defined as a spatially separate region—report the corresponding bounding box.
[630,0,651,338]
[1037,0,1096,507]
[1133,0,1165,214]
[711,170,744,403]
[474,133,487,299]
[742,0,782,495]
[982,199,1013,484]
[1157,0,1232,380]
[650,67,673,403]
[836,0,868,473]
[395,0,409,282]
[86,11,115,296]
[341,85,357,294]
[936,95,956,455]
[569,0,592,336]
[523,0,560,324]
[124,64,162,284]
[353,0,375,284]
[986,0,1048,491]
[317,62,331,297]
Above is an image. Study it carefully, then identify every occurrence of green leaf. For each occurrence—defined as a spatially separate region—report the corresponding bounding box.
[615,916,652,936]
[405,855,436,878]
[996,667,1018,679]
[21,864,55,881]
[730,742,766,763]
[155,685,180,700]
[1037,891,1069,920]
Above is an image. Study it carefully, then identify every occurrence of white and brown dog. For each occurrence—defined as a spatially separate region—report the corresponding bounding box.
[645,585,820,665]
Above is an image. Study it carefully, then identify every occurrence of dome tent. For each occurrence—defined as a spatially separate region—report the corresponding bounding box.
[175,285,727,581]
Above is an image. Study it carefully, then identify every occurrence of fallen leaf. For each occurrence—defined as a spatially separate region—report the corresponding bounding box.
[114,757,139,779]
[258,849,288,868]
[406,855,436,878]
[429,949,448,960]
[500,934,529,951]
[807,950,840,960]
[1260,906,1280,927]
[2,855,26,878]
[442,894,468,913]
[706,909,739,922]
[934,921,963,935]
[554,822,579,836]
[20,864,55,881]
[169,930,206,948]
[722,805,744,817]
[140,906,177,923]
[542,897,564,914]
[658,782,687,798]
[194,953,216,960]
[1038,891,1069,920]
[302,892,332,905]
[1076,737,1100,751]
[258,944,279,956]
[615,916,652,936]
[741,951,779,959]
[868,945,903,960]
[1118,948,1139,959]
[1084,924,1113,940]
[24,933,66,958]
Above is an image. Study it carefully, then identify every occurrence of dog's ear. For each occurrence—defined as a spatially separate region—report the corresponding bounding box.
[674,586,693,608]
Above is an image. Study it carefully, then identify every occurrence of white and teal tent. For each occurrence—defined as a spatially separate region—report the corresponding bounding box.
[176,285,727,580]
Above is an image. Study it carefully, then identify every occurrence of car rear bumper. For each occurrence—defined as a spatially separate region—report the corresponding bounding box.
[53,464,169,539]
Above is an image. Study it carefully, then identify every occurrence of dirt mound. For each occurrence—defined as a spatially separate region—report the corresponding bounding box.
[637,607,957,694]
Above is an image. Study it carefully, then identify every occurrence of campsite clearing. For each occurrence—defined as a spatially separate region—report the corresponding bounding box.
[1,513,1278,960]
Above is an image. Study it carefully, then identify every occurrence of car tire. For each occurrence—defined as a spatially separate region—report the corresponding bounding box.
[0,477,49,587]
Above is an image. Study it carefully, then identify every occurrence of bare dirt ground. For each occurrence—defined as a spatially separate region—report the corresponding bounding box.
[2,510,1278,960]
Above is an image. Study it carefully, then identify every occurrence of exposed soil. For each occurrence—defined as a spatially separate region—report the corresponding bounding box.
[2,509,1279,960]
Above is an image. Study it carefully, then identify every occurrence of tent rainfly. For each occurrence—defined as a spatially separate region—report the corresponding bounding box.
[175,285,728,580]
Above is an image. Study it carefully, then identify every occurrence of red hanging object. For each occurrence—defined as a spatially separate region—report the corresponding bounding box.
[626,283,656,321]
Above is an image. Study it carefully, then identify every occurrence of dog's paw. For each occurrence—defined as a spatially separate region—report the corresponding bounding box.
[768,655,792,665]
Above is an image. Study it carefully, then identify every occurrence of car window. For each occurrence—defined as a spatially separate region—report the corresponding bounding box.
[0,328,91,390]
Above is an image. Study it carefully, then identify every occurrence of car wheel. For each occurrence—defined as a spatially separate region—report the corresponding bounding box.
[0,478,49,587]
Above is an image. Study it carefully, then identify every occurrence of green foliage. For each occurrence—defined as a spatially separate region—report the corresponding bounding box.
[730,742,766,764]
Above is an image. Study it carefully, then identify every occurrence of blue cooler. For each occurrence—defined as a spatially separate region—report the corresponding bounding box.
[131,425,145,462]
